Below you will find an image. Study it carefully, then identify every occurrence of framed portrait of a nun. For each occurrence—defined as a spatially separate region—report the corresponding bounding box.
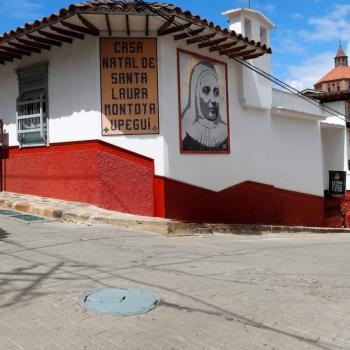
[177,49,230,154]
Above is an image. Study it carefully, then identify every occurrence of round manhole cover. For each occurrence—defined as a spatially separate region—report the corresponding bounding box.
[79,288,161,316]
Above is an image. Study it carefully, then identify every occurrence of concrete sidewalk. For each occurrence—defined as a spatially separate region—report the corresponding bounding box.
[0,191,350,235]
[1,219,350,350]
[0,192,174,235]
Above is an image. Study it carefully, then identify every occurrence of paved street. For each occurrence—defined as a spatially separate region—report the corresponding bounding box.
[0,217,350,350]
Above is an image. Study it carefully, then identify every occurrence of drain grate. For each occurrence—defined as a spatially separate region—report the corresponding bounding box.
[0,210,46,222]
[0,210,21,216]
[11,214,46,222]
[79,287,161,316]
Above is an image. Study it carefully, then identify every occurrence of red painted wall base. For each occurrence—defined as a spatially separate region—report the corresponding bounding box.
[155,177,325,227]
[1,140,325,227]
[2,140,155,216]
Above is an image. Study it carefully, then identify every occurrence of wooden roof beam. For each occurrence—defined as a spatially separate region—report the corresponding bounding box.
[209,41,238,52]
[0,53,15,61]
[159,23,192,36]
[126,15,130,36]
[220,45,247,55]
[8,41,41,54]
[241,52,263,60]
[17,37,51,50]
[145,15,149,36]
[105,15,112,37]
[0,46,31,56]
[231,48,258,58]
[38,30,73,44]
[174,28,204,41]
[0,58,13,63]
[61,21,99,36]
[0,50,19,59]
[198,37,227,48]
[157,16,175,36]
[187,32,216,45]
[77,14,99,35]
[50,25,84,40]
[27,33,61,47]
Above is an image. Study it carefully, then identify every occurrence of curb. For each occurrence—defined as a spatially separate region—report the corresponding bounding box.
[1,194,350,235]
[167,222,350,235]
[0,197,172,235]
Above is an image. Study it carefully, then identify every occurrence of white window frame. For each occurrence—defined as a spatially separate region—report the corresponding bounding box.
[16,62,49,148]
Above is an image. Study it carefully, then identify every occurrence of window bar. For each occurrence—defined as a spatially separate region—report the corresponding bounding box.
[39,91,44,139]
[16,96,21,147]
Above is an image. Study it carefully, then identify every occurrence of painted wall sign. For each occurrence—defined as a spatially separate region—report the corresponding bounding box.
[100,38,159,135]
[177,49,230,153]
[329,170,346,196]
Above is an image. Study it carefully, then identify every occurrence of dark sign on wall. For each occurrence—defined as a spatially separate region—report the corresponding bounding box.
[329,170,346,196]
[100,38,159,136]
[0,119,3,145]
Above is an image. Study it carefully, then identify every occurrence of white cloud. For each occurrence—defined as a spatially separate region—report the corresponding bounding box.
[329,4,350,20]
[260,3,275,14]
[283,51,335,90]
[300,4,350,42]
[284,79,304,91]
[273,31,305,55]
[290,12,304,20]
[232,0,275,14]
[346,42,350,56]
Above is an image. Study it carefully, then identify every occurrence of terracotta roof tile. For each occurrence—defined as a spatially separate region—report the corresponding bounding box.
[0,1,271,56]
[315,66,350,86]
[336,45,347,57]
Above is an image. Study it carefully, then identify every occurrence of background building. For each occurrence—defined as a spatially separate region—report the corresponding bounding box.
[313,44,350,120]
[303,44,350,227]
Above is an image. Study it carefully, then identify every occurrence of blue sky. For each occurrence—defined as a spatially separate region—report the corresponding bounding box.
[1,0,350,90]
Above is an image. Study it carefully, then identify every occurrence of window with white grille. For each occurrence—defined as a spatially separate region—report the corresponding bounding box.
[16,63,49,147]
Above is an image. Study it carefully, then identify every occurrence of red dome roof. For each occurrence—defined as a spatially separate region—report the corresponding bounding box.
[314,44,350,88]
[315,66,350,86]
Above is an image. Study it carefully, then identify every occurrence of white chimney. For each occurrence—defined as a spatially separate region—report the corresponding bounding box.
[222,8,275,47]
[222,7,276,110]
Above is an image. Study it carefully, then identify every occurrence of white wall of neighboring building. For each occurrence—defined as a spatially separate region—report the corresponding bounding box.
[0,21,328,197]
[271,114,324,196]
[318,101,349,190]
[321,126,347,190]
[321,101,346,128]
[271,89,325,196]
[272,89,325,118]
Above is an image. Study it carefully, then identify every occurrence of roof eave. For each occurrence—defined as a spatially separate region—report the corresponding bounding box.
[0,2,271,66]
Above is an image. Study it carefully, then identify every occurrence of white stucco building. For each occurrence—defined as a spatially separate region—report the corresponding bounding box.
[0,1,345,226]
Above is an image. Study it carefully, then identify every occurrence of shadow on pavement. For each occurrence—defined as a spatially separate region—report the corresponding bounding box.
[0,228,9,240]
[0,234,336,350]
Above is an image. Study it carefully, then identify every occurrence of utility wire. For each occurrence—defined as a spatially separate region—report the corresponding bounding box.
[137,0,346,120]
[134,0,348,122]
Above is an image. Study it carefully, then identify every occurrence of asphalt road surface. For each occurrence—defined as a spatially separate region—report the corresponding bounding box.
[0,216,350,350]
